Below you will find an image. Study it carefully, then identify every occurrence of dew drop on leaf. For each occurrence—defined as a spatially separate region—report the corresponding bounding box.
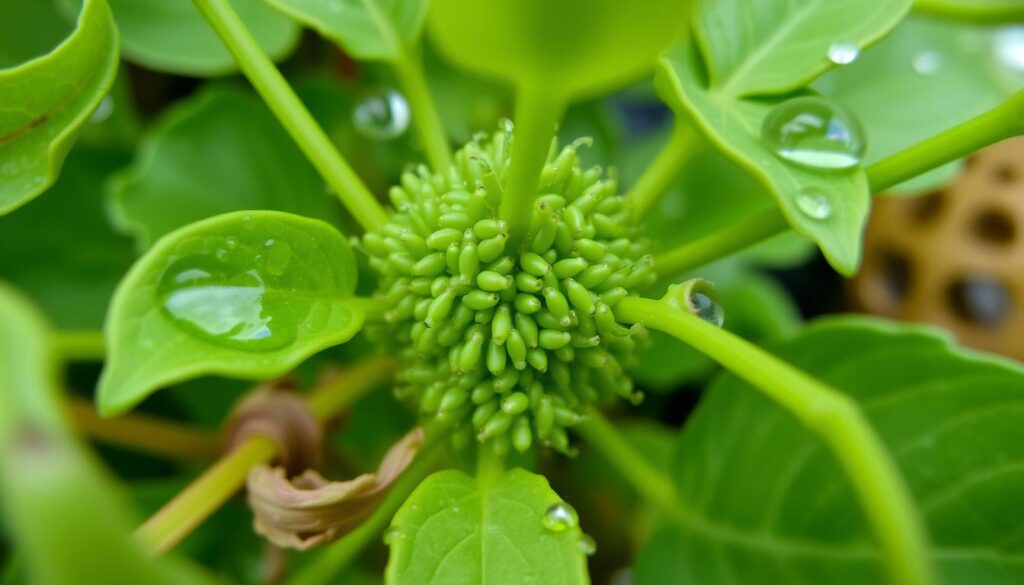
[542,502,579,533]
[827,42,859,65]
[353,90,411,141]
[911,50,944,77]
[383,526,404,545]
[687,290,724,328]
[89,96,114,124]
[761,96,866,171]
[795,186,834,220]
[263,239,292,276]
[157,250,296,351]
[577,533,597,556]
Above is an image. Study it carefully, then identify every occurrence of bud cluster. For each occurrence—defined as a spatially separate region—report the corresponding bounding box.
[362,124,654,454]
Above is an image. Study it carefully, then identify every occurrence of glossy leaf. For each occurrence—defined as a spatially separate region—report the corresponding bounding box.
[64,0,300,76]
[110,87,338,249]
[815,17,1018,193]
[385,468,589,584]
[264,0,428,62]
[0,0,73,68]
[98,210,364,416]
[428,0,687,100]
[695,0,912,97]
[0,284,215,585]
[0,146,135,330]
[0,0,118,216]
[915,0,1024,22]
[636,318,1024,584]
[657,40,869,274]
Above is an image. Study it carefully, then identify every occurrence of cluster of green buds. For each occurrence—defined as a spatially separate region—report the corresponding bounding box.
[361,123,656,454]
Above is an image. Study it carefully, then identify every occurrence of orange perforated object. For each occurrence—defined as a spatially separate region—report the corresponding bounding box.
[849,137,1024,360]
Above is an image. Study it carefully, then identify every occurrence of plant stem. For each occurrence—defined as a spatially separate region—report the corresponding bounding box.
[52,330,105,361]
[191,0,389,232]
[135,434,277,556]
[135,357,394,556]
[627,124,698,220]
[574,410,686,524]
[393,52,453,173]
[67,398,220,462]
[654,90,1024,277]
[286,432,444,585]
[913,0,1024,23]
[500,85,565,250]
[614,296,936,585]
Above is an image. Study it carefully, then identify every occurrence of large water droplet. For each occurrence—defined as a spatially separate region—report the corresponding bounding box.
[761,96,866,171]
[353,90,411,140]
[688,290,724,328]
[795,186,834,220]
[577,534,597,556]
[827,42,859,65]
[158,249,296,351]
[542,502,579,533]
[263,239,292,276]
[911,50,944,77]
[995,27,1024,75]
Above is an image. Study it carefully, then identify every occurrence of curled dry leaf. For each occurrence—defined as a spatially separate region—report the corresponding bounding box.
[224,379,322,474]
[247,427,426,550]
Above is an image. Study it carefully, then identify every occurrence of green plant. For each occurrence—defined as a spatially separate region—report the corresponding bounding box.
[2,0,1024,584]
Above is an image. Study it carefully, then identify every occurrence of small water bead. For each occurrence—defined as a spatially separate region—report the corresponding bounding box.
[353,90,411,140]
[827,42,859,65]
[995,27,1024,75]
[577,534,597,556]
[542,502,579,533]
[796,186,834,220]
[761,96,866,171]
[383,526,405,546]
[89,96,114,124]
[262,239,292,276]
[911,50,944,77]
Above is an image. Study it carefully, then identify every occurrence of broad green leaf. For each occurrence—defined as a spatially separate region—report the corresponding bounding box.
[110,86,338,249]
[695,0,912,97]
[915,0,1024,22]
[0,0,118,216]
[0,0,73,68]
[815,17,1018,193]
[657,40,869,274]
[63,0,300,76]
[385,468,590,585]
[636,317,1024,584]
[0,284,216,585]
[428,0,687,100]
[264,0,428,62]
[0,146,135,330]
[98,210,364,416]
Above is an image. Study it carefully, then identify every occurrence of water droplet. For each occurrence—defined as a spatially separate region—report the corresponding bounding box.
[687,290,724,328]
[542,502,579,532]
[795,186,834,220]
[157,248,296,351]
[89,96,114,124]
[911,50,944,77]
[827,42,859,65]
[994,27,1024,75]
[761,96,866,171]
[226,237,239,249]
[577,534,597,556]
[383,526,404,545]
[353,90,411,140]
[263,239,292,276]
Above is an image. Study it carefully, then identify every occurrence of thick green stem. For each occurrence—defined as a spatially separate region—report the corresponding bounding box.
[285,433,444,585]
[914,0,1024,22]
[655,90,1024,276]
[192,0,389,232]
[52,330,105,361]
[500,85,565,249]
[574,410,686,524]
[614,296,936,585]
[393,52,453,173]
[628,123,698,220]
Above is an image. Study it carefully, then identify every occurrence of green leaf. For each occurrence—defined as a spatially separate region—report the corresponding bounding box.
[428,0,687,100]
[695,0,912,97]
[914,0,1024,22]
[385,468,590,585]
[815,17,1018,193]
[110,86,339,249]
[0,0,118,216]
[0,284,216,585]
[656,40,869,274]
[98,210,364,416]
[636,317,1024,584]
[0,0,73,68]
[0,146,135,330]
[64,0,300,76]
[264,0,428,62]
